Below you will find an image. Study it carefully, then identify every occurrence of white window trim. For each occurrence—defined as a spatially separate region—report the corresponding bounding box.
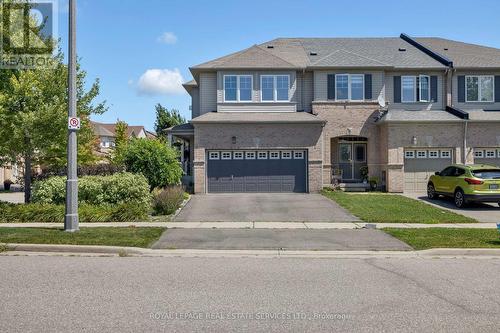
[440,150,451,158]
[281,151,292,159]
[233,151,244,160]
[294,151,305,159]
[465,75,495,103]
[485,149,496,158]
[428,150,439,159]
[209,152,220,160]
[221,151,232,160]
[419,75,431,102]
[335,74,365,102]
[257,151,268,160]
[474,150,484,158]
[269,151,280,160]
[497,149,500,158]
[405,150,415,159]
[245,151,256,160]
[223,75,253,103]
[416,150,427,158]
[260,75,290,102]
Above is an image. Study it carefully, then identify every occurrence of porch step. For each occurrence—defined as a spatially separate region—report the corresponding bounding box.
[339,183,369,192]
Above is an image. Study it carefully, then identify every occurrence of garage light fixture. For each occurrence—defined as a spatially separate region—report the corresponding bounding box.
[231,136,236,144]
[411,136,417,145]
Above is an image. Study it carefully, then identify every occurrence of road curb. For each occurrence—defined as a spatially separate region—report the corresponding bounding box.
[2,243,500,259]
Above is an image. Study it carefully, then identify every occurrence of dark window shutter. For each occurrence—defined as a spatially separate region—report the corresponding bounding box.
[430,76,438,102]
[327,74,335,100]
[495,76,500,102]
[393,76,401,103]
[457,76,465,103]
[364,74,372,100]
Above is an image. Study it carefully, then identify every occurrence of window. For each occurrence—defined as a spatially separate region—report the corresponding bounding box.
[401,75,432,103]
[261,75,289,102]
[233,151,244,160]
[270,151,280,159]
[224,75,253,102]
[335,74,364,101]
[466,76,494,102]
[485,150,496,158]
[402,76,416,103]
[498,149,500,158]
[429,150,439,158]
[221,152,232,160]
[281,151,292,159]
[209,151,220,160]
[258,151,268,159]
[294,151,304,159]
[440,150,451,158]
[245,151,256,159]
[474,150,484,158]
[416,150,427,158]
[405,150,415,159]
[440,167,455,177]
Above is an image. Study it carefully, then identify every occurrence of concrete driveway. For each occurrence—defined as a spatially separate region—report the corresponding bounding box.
[404,192,500,223]
[174,193,359,223]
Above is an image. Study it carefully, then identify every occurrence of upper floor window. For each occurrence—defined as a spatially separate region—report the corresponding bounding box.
[401,75,430,103]
[466,76,494,102]
[224,75,253,102]
[335,74,364,101]
[261,75,289,102]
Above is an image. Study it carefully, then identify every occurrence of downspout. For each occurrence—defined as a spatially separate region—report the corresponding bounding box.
[301,69,306,112]
[463,120,468,164]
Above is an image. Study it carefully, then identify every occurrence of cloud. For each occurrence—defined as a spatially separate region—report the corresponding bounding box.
[157,32,177,45]
[137,68,185,96]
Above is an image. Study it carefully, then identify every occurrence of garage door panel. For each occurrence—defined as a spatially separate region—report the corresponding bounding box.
[475,158,500,167]
[404,150,452,193]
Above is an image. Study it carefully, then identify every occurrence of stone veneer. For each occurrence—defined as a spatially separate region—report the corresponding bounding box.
[193,123,324,194]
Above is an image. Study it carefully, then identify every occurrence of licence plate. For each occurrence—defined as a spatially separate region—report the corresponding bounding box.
[489,184,499,190]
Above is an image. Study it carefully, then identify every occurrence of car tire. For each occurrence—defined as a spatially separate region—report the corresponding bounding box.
[427,183,437,200]
[454,189,467,208]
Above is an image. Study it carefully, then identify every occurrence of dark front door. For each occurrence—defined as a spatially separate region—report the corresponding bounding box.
[207,150,308,193]
[338,142,367,182]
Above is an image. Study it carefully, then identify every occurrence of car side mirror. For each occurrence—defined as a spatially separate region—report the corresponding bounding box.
[435,172,441,176]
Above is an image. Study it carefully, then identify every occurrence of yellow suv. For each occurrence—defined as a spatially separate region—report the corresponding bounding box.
[427,164,500,208]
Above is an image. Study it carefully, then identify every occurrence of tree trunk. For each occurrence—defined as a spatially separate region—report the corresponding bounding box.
[24,154,32,203]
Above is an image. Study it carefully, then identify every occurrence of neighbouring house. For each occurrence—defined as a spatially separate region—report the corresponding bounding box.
[91,121,156,157]
[0,164,19,189]
[168,34,500,194]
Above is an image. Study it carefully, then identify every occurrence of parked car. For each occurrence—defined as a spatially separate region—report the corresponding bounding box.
[427,164,500,208]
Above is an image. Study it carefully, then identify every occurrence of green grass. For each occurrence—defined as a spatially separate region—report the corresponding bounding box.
[0,227,165,248]
[384,228,500,250]
[322,189,476,224]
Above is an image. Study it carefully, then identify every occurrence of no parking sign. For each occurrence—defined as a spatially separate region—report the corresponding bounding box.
[68,117,81,130]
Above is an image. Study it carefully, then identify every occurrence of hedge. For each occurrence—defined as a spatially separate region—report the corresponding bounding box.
[0,202,149,222]
[31,172,151,206]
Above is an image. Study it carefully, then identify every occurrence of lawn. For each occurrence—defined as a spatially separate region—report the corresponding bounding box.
[0,227,165,248]
[384,228,500,250]
[322,190,476,224]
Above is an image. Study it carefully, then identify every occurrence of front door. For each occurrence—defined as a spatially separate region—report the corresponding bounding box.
[338,142,367,182]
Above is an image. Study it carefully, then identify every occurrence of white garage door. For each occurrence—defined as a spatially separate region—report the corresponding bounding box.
[404,149,453,192]
[473,148,500,167]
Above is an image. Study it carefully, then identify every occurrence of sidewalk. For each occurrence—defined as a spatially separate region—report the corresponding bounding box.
[0,222,497,229]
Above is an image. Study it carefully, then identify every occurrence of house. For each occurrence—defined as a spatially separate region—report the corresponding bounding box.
[168,34,500,194]
[91,121,155,155]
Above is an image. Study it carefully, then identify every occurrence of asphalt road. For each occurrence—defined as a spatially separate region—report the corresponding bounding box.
[1,256,500,332]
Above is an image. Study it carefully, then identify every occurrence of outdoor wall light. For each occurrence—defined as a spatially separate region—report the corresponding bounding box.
[231,136,237,144]
[412,136,417,145]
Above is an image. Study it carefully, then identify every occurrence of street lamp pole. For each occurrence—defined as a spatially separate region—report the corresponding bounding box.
[64,0,79,232]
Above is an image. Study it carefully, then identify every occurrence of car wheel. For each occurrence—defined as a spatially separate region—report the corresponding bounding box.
[454,189,466,208]
[427,184,437,200]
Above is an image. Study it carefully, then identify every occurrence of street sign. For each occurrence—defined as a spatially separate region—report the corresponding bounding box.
[68,116,80,130]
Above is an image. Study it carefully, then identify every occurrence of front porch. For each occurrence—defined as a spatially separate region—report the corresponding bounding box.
[167,123,194,192]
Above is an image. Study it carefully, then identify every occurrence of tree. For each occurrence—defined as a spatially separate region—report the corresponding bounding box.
[154,104,185,141]
[122,138,183,191]
[111,119,128,166]
[0,52,106,202]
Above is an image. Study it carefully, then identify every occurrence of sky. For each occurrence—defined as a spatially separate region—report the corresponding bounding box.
[54,0,500,131]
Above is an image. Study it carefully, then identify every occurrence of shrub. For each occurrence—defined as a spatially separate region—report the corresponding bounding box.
[35,164,125,181]
[32,172,150,206]
[152,186,186,216]
[0,202,149,222]
[122,139,183,190]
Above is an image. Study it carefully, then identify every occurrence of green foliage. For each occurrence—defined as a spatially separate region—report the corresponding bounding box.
[0,202,149,223]
[32,172,151,206]
[154,103,186,141]
[112,120,129,165]
[152,186,186,216]
[122,139,183,190]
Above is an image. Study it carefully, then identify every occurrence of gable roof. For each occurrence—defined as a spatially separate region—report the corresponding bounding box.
[91,121,148,138]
